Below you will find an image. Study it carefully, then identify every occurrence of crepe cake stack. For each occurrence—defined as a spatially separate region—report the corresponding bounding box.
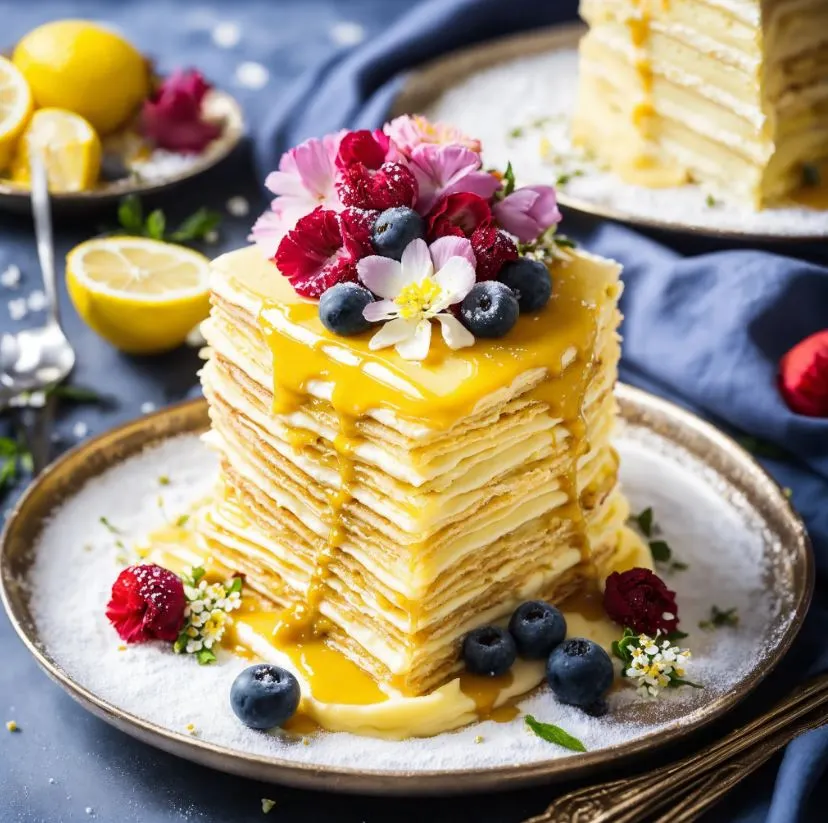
[573,0,828,207]
[196,244,630,697]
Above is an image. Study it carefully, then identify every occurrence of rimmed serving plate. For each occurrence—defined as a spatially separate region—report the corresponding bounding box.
[391,24,828,243]
[0,88,245,216]
[0,387,813,795]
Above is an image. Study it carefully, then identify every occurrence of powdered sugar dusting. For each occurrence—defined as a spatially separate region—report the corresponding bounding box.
[423,49,828,239]
[24,428,787,773]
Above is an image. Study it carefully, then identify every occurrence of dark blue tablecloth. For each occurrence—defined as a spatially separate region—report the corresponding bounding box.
[1,1,827,822]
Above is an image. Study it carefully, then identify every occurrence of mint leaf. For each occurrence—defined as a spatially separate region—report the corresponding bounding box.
[525,715,586,752]
[169,208,222,243]
[665,630,689,642]
[634,507,654,538]
[118,195,143,232]
[47,384,105,404]
[649,540,672,563]
[699,606,739,631]
[145,210,166,240]
[502,161,516,197]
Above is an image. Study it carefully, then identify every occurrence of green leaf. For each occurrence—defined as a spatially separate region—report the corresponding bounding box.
[699,605,739,631]
[671,678,704,689]
[190,566,206,584]
[175,514,190,527]
[169,208,222,243]
[502,161,516,197]
[649,540,672,563]
[524,715,586,752]
[634,507,654,538]
[46,384,105,404]
[197,648,217,665]
[737,436,786,460]
[507,126,524,139]
[18,451,33,474]
[554,235,576,249]
[145,210,166,240]
[0,457,17,489]
[158,475,170,486]
[705,194,717,207]
[173,633,188,654]
[227,576,243,594]
[117,195,143,232]
[99,516,122,534]
[665,630,689,642]
[555,173,571,187]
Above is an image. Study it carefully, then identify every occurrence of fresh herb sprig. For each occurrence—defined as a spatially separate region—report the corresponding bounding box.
[612,628,701,697]
[629,507,688,572]
[116,195,221,245]
[699,605,739,631]
[524,715,586,752]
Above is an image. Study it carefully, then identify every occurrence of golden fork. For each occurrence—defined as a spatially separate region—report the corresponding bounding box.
[525,674,828,823]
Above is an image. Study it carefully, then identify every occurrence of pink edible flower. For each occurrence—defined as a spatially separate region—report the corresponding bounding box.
[409,144,500,214]
[493,185,562,243]
[140,69,221,154]
[384,115,481,158]
[250,131,345,257]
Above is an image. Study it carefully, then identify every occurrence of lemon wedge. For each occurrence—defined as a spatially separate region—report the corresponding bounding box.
[11,108,101,192]
[0,56,33,172]
[66,237,211,354]
[13,20,149,135]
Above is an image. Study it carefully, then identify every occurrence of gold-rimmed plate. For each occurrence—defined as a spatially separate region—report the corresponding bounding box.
[0,387,813,795]
[0,88,245,216]
[391,24,828,243]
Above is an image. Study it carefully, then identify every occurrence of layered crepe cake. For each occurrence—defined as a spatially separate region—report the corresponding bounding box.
[198,246,630,698]
[188,118,641,710]
[573,0,828,207]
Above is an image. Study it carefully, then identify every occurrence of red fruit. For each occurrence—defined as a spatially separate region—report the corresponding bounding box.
[603,567,679,636]
[275,206,373,298]
[779,329,828,417]
[106,564,186,644]
[470,221,519,280]
[335,161,417,211]
[427,193,492,240]
[140,69,221,153]
[336,129,391,170]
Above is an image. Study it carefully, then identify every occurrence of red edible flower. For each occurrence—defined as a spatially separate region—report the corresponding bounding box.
[140,69,221,154]
[106,564,186,644]
[336,129,392,170]
[335,161,417,211]
[603,567,679,636]
[275,206,374,298]
[779,329,828,417]
[470,221,519,280]
[426,192,492,241]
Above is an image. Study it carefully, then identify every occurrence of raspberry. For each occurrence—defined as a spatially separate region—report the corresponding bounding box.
[335,162,417,211]
[470,221,519,280]
[106,564,186,644]
[779,329,828,417]
[275,206,373,298]
[603,568,679,636]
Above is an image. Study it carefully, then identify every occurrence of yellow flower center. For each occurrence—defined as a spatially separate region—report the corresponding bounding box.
[395,278,443,320]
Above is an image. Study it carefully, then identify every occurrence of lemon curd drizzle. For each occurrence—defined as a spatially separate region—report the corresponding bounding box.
[257,257,604,647]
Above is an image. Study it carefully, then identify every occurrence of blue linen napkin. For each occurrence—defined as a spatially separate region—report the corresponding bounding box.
[256,0,828,820]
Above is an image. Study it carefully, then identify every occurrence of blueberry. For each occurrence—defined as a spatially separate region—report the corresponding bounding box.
[546,638,614,709]
[462,625,517,676]
[319,283,374,336]
[508,600,566,659]
[459,282,519,338]
[230,664,301,729]
[371,207,426,260]
[498,258,552,312]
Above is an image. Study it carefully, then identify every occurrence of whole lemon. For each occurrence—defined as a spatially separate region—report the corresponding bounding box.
[13,20,150,135]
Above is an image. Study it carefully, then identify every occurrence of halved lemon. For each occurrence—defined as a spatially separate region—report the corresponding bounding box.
[0,56,34,172]
[66,237,211,354]
[11,108,101,192]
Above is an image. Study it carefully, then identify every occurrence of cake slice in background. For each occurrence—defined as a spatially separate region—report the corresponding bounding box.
[572,0,828,207]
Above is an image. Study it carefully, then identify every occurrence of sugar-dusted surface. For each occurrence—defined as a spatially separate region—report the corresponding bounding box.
[423,49,828,239]
[27,430,782,772]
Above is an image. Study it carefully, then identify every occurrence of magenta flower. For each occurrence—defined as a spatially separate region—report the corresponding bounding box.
[409,144,500,215]
[384,115,481,158]
[492,185,562,243]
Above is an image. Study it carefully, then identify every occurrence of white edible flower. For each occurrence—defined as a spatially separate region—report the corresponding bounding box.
[623,631,694,699]
[358,237,476,361]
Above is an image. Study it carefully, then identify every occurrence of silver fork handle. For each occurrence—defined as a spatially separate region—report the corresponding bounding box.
[29,149,60,328]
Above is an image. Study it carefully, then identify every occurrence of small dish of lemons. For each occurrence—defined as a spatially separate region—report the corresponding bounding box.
[0,20,243,210]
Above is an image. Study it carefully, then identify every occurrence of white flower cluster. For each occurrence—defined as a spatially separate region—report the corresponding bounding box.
[625,634,692,699]
[174,568,242,664]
